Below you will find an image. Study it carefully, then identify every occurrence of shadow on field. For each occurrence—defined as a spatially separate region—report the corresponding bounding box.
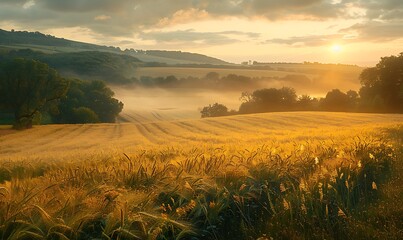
[0,126,17,137]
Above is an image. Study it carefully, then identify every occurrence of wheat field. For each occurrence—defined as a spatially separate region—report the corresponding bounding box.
[0,111,401,162]
[0,111,402,239]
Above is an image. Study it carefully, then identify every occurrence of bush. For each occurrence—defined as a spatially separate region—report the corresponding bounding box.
[71,107,99,123]
[200,103,229,118]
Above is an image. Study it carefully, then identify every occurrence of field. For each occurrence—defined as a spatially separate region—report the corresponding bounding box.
[0,111,402,239]
[1,111,401,161]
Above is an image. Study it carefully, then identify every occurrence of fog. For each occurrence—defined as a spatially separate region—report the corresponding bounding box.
[112,64,363,120]
[112,86,243,120]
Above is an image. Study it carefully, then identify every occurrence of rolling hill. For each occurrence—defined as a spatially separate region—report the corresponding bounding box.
[0,29,229,65]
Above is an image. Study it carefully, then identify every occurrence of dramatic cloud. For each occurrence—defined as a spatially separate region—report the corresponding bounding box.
[0,0,402,64]
[0,0,368,36]
[342,20,403,42]
[357,0,403,20]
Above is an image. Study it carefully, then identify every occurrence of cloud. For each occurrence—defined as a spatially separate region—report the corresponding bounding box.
[341,20,403,42]
[0,0,402,45]
[156,8,210,27]
[0,0,360,35]
[356,0,403,20]
[139,29,260,45]
[265,18,403,47]
[265,34,344,47]
[94,15,111,21]
[23,0,35,9]
[38,0,134,13]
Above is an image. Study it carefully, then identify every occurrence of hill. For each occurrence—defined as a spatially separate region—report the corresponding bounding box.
[0,29,229,65]
[0,48,142,83]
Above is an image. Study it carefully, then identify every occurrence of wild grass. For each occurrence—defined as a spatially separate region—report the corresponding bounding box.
[0,126,401,239]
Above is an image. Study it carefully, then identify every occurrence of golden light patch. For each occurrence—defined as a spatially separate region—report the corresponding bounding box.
[331,44,342,53]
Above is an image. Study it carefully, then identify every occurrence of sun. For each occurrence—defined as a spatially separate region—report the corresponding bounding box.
[331,44,342,53]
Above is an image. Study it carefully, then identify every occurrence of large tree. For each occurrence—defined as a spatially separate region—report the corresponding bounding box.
[321,89,350,111]
[52,79,123,123]
[359,52,403,112]
[0,59,68,129]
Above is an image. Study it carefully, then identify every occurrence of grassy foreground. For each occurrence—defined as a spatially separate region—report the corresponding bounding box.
[0,112,402,239]
[0,135,402,239]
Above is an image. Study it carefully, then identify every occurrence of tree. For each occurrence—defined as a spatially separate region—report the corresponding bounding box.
[205,72,220,80]
[346,90,359,110]
[200,103,229,118]
[52,79,123,123]
[71,107,99,123]
[359,52,403,112]
[0,59,68,129]
[239,87,297,113]
[321,89,350,112]
[297,95,318,110]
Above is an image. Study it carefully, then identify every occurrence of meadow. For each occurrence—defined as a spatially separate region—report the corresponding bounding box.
[0,111,402,239]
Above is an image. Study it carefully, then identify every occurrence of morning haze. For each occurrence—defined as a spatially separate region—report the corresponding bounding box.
[0,0,402,239]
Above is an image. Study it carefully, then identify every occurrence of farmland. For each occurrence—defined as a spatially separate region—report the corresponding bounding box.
[1,112,402,239]
[1,111,401,162]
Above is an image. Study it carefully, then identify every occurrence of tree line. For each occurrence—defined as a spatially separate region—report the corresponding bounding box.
[0,58,123,129]
[201,53,403,118]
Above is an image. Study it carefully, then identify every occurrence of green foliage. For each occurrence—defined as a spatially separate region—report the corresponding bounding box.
[0,29,100,49]
[359,52,403,113]
[0,58,68,129]
[0,29,229,65]
[52,79,123,123]
[0,49,141,84]
[71,107,99,124]
[41,51,141,83]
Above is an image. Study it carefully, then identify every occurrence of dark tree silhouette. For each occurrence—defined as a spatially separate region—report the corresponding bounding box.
[0,59,68,129]
[239,87,297,113]
[52,79,123,123]
[200,103,229,118]
[359,52,403,112]
[297,95,318,110]
[321,89,350,111]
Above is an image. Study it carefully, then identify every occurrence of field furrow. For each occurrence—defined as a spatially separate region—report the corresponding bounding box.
[0,111,402,161]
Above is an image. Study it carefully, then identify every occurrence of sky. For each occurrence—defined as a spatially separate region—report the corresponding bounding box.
[0,0,402,66]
